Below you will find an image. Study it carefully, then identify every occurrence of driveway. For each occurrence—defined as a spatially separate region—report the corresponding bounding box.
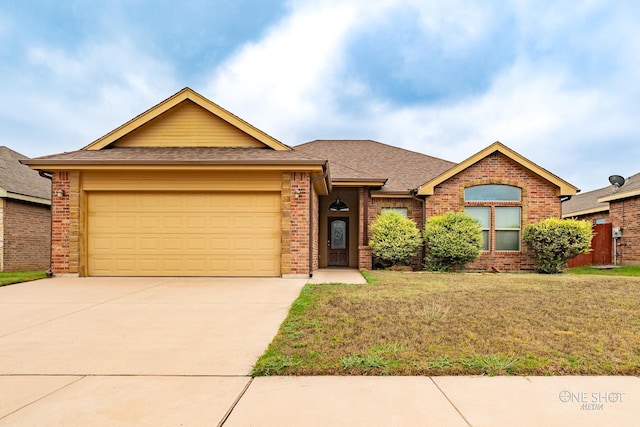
[0,276,305,425]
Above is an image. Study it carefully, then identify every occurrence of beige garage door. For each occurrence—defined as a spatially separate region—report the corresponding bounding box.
[87,192,281,276]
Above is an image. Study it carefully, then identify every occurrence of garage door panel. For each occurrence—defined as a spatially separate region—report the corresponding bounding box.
[88,192,281,276]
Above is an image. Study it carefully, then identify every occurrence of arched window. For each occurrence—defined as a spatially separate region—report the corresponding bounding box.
[464,185,522,251]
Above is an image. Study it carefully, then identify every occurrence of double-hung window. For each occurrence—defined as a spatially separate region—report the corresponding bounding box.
[464,185,522,251]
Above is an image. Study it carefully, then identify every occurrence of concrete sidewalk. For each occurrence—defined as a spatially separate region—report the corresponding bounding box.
[1,272,639,426]
[224,375,640,426]
[307,267,368,284]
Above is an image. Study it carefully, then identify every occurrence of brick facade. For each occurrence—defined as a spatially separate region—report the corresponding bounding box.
[609,198,640,264]
[311,185,319,272]
[51,171,71,274]
[572,211,610,224]
[0,199,51,271]
[46,151,567,275]
[425,152,562,271]
[367,196,424,270]
[282,171,311,276]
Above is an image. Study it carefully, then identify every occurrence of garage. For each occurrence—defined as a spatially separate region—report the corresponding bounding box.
[23,88,330,278]
[87,192,281,276]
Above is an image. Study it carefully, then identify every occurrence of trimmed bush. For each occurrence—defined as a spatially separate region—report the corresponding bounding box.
[369,211,422,267]
[424,212,483,271]
[522,218,592,274]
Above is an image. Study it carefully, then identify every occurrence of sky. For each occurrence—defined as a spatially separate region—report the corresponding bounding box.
[1,0,639,192]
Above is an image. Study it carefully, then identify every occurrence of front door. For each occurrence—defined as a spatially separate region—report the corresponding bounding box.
[328,217,349,266]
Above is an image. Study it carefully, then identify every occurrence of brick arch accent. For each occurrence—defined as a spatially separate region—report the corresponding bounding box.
[460,179,530,225]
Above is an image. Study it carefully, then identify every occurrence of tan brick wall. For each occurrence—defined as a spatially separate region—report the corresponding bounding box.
[609,198,640,264]
[425,152,562,271]
[1,199,51,271]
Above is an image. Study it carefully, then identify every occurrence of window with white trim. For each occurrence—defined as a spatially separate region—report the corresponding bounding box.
[464,185,522,251]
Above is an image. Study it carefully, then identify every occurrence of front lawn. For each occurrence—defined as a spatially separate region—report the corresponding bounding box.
[253,270,640,376]
[0,270,47,286]
[568,265,640,276]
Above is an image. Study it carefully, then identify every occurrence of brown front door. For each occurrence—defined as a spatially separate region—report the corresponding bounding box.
[328,217,349,266]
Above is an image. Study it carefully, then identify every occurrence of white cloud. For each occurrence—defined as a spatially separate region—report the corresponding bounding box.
[6,0,638,192]
[6,39,178,156]
[200,0,640,190]
[202,0,384,143]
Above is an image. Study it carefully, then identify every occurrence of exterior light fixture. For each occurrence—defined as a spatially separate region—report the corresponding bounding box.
[329,197,349,212]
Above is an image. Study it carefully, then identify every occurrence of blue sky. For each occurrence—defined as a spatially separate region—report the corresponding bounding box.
[1,0,639,192]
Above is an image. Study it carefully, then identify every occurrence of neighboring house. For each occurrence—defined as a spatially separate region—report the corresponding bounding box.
[563,173,640,264]
[0,146,51,272]
[23,88,577,277]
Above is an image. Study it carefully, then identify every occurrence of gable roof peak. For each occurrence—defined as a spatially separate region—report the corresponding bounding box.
[417,141,578,197]
[83,87,290,152]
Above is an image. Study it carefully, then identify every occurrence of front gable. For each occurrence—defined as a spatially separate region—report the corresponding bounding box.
[417,142,578,197]
[112,100,267,148]
[84,87,290,151]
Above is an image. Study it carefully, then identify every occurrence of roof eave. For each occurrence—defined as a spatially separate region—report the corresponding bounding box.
[331,178,387,187]
[23,158,326,167]
[561,206,609,218]
[0,188,51,205]
[370,190,414,198]
[598,188,640,203]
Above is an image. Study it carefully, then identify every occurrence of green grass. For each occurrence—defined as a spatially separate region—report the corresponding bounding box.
[252,270,640,376]
[0,270,47,287]
[568,265,640,276]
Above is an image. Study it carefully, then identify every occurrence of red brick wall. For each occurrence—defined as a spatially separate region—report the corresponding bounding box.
[2,199,51,271]
[368,196,424,270]
[425,152,562,271]
[568,212,610,224]
[609,198,640,264]
[51,171,71,274]
[311,184,319,272]
[282,172,311,275]
[358,188,372,270]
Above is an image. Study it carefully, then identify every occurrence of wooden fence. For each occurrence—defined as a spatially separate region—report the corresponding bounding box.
[567,223,612,268]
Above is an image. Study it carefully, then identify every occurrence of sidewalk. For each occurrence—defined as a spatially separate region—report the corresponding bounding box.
[223,375,640,426]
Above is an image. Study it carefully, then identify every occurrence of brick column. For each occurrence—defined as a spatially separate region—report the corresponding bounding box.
[282,172,311,277]
[51,171,71,274]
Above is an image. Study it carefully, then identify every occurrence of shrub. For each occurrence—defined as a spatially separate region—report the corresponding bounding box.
[369,211,422,267]
[522,218,592,274]
[423,212,483,271]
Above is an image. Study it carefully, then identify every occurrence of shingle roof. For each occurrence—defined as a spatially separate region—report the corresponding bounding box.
[562,173,640,216]
[295,140,455,193]
[562,186,611,216]
[24,146,327,165]
[0,146,51,201]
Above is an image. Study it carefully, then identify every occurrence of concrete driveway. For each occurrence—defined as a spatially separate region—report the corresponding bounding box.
[0,276,305,426]
[3,273,639,426]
